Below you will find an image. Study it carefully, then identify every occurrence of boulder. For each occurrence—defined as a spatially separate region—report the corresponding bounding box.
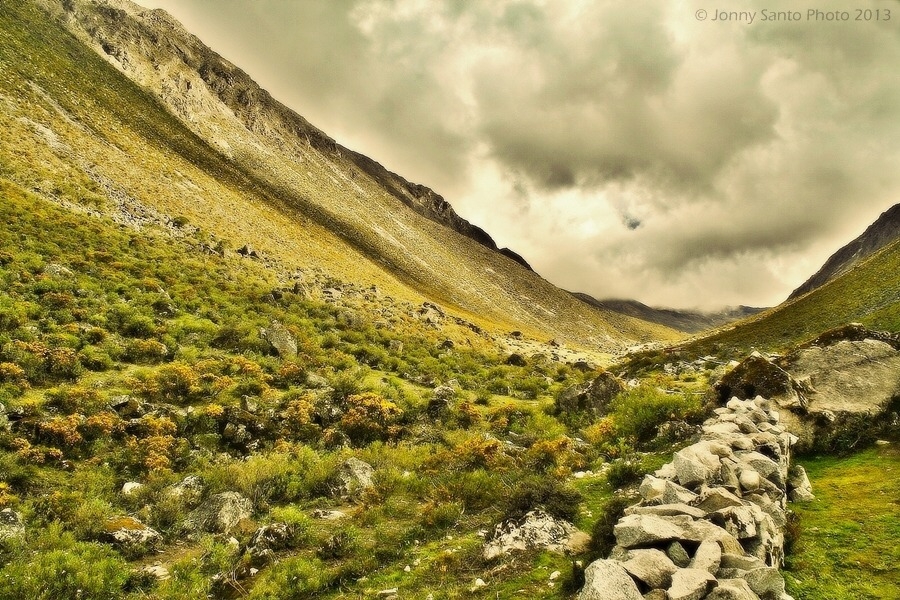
[556,372,623,418]
[246,522,296,566]
[104,516,162,553]
[121,481,144,496]
[668,568,716,600]
[0,509,24,541]
[626,503,706,519]
[666,541,691,568]
[787,465,814,502]
[614,514,685,549]
[329,457,375,500]
[693,486,744,513]
[743,566,786,599]
[165,475,205,507]
[578,559,643,600]
[622,549,678,589]
[185,492,252,533]
[690,539,722,575]
[259,320,297,358]
[483,510,589,560]
[707,579,760,600]
[711,506,758,539]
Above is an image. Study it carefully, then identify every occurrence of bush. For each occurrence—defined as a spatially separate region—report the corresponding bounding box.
[608,383,702,445]
[338,393,402,446]
[503,476,582,522]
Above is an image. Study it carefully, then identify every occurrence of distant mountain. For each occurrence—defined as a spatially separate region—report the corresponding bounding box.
[3,0,677,352]
[789,203,900,299]
[572,294,766,334]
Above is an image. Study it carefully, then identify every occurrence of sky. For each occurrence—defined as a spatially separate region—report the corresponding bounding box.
[139,0,900,310]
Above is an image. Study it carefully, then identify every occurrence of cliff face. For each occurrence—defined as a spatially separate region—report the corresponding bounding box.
[789,203,900,299]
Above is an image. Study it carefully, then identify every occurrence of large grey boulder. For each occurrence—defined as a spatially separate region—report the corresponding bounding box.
[483,510,589,560]
[578,559,643,600]
[743,566,786,599]
[614,514,684,549]
[185,492,252,533]
[707,578,761,600]
[622,549,678,590]
[690,539,722,575]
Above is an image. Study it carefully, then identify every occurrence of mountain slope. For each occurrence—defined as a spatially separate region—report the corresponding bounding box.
[789,203,900,299]
[571,294,766,334]
[1,0,681,355]
[678,234,900,357]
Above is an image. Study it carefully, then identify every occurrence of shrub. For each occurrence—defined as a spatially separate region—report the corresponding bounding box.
[338,392,402,445]
[589,495,637,558]
[608,383,702,445]
[503,476,582,522]
[606,457,644,488]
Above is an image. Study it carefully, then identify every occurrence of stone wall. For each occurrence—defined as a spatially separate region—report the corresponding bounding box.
[578,396,812,600]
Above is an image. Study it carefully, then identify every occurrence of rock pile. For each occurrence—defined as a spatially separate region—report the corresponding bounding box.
[579,396,810,600]
[482,509,590,561]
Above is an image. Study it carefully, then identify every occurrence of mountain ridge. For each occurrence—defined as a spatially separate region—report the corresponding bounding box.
[789,202,900,299]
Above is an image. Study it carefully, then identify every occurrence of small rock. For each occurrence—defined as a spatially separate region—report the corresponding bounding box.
[184,492,252,534]
[689,540,722,575]
[622,549,678,589]
[142,564,170,581]
[787,465,815,502]
[614,514,684,549]
[0,509,25,541]
[329,458,375,500]
[667,568,716,600]
[121,482,144,496]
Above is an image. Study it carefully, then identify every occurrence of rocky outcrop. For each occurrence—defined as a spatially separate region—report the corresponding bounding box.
[555,372,624,418]
[715,330,900,451]
[104,516,162,554]
[578,396,810,600]
[259,320,297,358]
[482,509,590,561]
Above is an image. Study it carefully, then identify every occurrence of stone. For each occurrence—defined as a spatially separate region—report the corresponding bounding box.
[0,509,24,541]
[666,541,691,568]
[787,465,814,502]
[329,457,375,500]
[184,492,252,534]
[483,510,589,560]
[679,519,745,556]
[259,320,297,358]
[744,566,786,598]
[674,450,714,489]
[142,564,171,581]
[121,481,144,496]
[720,553,765,571]
[247,522,295,563]
[639,475,667,503]
[626,503,706,519]
[643,591,668,600]
[737,452,783,487]
[104,516,162,553]
[690,540,722,575]
[622,549,678,589]
[506,353,527,366]
[693,486,744,513]
[706,579,760,600]
[165,475,205,507]
[663,480,699,505]
[711,506,758,539]
[614,514,684,549]
[312,509,346,520]
[739,470,761,493]
[667,568,716,600]
[577,559,643,600]
[654,461,678,480]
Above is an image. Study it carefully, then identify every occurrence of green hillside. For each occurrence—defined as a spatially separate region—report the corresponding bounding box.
[676,237,900,358]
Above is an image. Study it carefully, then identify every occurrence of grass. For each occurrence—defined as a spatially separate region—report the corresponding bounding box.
[784,444,900,599]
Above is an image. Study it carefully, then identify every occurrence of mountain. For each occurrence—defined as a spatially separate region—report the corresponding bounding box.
[677,232,900,357]
[571,294,766,334]
[789,203,900,299]
[1,0,680,355]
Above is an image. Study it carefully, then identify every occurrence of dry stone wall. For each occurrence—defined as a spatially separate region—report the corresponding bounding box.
[579,396,811,600]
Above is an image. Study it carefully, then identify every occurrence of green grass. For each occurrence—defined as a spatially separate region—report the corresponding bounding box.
[784,445,900,599]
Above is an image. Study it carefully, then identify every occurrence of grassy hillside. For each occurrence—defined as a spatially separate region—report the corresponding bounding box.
[0,176,708,598]
[673,237,900,358]
[0,0,681,353]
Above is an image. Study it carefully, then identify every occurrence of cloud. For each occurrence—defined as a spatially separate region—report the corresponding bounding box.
[140,0,900,309]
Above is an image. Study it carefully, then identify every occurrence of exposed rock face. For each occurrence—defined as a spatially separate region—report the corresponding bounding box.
[555,371,624,418]
[184,491,252,533]
[482,509,590,560]
[578,396,806,600]
[329,457,375,500]
[716,332,900,451]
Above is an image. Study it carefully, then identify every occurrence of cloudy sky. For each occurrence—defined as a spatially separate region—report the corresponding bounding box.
[140,0,900,310]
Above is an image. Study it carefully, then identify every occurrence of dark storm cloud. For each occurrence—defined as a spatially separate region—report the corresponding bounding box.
[140,0,900,309]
